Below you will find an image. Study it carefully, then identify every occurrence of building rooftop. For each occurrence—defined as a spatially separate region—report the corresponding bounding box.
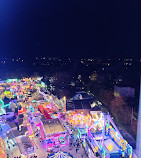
[42,118,66,135]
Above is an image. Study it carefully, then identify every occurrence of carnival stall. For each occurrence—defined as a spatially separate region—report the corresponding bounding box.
[38,118,68,147]
[0,136,6,158]
[66,110,92,128]
[16,136,36,157]
[38,102,57,120]
[65,110,93,139]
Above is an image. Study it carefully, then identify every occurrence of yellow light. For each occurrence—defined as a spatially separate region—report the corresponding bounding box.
[107,144,113,152]
[93,146,98,152]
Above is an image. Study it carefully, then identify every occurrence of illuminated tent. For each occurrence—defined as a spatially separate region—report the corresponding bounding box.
[48,151,73,158]
[38,105,52,120]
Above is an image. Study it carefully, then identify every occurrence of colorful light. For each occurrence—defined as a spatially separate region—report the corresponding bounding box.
[7,78,18,83]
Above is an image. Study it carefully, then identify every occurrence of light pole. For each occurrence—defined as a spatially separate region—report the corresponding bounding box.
[63,96,66,112]
[136,75,141,158]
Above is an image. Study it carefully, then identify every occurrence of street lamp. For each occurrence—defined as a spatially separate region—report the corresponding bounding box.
[136,75,141,158]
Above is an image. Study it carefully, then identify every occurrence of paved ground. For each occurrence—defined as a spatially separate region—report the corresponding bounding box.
[60,143,88,158]
[5,135,88,158]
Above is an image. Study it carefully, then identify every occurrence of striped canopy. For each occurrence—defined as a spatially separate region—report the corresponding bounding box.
[48,151,73,158]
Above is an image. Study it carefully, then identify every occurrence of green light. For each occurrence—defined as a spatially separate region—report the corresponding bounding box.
[7,78,18,82]
[0,98,4,107]
[102,150,105,158]
[41,82,45,85]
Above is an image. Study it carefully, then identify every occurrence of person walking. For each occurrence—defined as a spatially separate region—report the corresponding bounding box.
[8,144,10,150]
[76,148,79,153]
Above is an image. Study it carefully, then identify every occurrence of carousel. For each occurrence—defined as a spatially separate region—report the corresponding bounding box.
[48,149,73,158]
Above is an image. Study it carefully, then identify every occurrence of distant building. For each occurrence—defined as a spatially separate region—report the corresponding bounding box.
[72,91,93,100]
[66,91,100,111]
[114,85,135,98]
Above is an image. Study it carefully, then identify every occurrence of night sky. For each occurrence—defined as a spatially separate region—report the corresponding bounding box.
[0,0,140,59]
